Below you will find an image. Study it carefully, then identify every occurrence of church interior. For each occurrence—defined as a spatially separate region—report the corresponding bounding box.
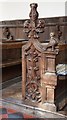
[0,2,67,119]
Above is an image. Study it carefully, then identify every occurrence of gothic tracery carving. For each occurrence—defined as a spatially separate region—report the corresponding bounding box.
[25,44,42,102]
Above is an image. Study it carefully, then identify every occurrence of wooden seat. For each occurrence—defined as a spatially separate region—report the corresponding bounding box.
[0,40,27,82]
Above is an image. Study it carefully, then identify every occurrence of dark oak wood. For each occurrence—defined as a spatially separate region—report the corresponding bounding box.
[1,41,27,82]
[0,2,67,113]
[21,3,65,112]
[0,17,67,43]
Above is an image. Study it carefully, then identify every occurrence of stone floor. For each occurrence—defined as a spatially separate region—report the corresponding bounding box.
[0,81,67,118]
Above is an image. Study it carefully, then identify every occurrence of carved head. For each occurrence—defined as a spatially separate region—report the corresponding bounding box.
[50,32,55,38]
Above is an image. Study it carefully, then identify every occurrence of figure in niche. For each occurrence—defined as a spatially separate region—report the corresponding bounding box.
[3,27,13,40]
[45,32,58,51]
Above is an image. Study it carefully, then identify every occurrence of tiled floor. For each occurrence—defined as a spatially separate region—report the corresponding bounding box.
[0,106,34,120]
[1,81,67,119]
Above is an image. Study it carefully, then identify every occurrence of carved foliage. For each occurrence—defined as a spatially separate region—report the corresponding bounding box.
[23,3,45,39]
[25,44,42,103]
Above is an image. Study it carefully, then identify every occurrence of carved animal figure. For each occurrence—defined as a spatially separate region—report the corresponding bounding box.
[46,32,58,51]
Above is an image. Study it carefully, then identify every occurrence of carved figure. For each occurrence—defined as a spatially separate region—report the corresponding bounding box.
[46,32,58,51]
[56,24,62,40]
[3,27,13,40]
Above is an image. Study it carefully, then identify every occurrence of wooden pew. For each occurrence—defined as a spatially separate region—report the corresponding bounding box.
[0,40,27,82]
[55,43,67,111]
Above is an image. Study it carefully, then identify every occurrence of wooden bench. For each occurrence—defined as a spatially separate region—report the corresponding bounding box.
[0,40,27,82]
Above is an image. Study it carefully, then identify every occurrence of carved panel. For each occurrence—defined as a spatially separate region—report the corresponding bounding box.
[24,44,42,103]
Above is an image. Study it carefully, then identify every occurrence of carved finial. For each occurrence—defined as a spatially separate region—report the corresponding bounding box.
[23,3,45,39]
[29,3,38,23]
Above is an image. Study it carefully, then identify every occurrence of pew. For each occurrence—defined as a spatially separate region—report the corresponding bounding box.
[0,15,67,83]
[0,3,67,112]
[21,3,67,112]
[0,40,27,82]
